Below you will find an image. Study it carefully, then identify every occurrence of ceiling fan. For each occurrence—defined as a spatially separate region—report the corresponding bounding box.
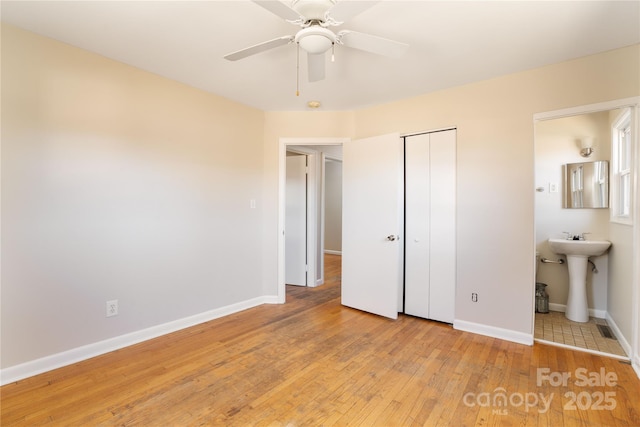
[224,0,409,83]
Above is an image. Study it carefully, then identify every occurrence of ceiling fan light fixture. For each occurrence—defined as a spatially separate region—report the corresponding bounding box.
[295,26,335,54]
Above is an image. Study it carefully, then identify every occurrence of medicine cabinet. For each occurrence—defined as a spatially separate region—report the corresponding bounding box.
[563,160,609,208]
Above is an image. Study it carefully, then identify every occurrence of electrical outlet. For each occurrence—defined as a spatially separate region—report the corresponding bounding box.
[549,182,559,193]
[106,300,118,317]
[472,293,478,302]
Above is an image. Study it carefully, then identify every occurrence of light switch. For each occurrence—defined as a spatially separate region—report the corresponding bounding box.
[549,183,559,193]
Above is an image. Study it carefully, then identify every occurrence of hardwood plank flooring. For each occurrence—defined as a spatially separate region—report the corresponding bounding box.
[2,254,639,426]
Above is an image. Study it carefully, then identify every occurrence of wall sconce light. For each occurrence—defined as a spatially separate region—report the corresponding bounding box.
[580,137,595,157]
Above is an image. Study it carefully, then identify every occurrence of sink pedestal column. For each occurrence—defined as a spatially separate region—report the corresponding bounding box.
[565,255,589,322]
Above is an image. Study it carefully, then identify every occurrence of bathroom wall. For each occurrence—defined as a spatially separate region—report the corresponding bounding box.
[535,111,612,315]
[607,108,635,343]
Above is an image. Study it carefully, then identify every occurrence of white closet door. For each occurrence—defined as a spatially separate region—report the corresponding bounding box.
[404,134,431,318]
[404,130,456,323]
[342,133,403,320]
[428,130,456,323]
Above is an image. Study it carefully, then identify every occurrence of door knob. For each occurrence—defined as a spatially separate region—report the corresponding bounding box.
[386,235,398,241]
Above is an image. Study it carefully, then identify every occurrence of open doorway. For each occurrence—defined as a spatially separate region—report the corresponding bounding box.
[533,97,639,364]
[278,138,347,302]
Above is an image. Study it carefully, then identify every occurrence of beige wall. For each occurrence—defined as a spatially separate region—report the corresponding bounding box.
[1,25,265,368]
[346,45,639,336]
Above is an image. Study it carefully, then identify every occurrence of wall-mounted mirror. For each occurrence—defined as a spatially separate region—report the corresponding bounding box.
[563,160,609,208]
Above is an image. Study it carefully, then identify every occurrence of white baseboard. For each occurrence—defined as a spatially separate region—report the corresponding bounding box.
[324,250,342,255]
[454,319,534,346]
[548,303,606,319]
[605,312,632,357]
[261,295,281,304]
[548,303,566,313]
[305,278,325,288]
[633,356,640,380]
[0,295,278,385]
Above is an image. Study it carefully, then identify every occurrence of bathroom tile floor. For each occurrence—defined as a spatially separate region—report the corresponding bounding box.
[534,310,626,357]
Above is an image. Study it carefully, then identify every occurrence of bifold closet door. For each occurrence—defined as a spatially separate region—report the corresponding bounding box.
[404,134,431,318]
[404,130,456,323]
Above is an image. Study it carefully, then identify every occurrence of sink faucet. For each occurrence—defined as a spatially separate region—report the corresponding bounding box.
[563,232,590,241]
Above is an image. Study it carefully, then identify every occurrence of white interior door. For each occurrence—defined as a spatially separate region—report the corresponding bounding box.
[342,133,403,319]
[285,155,307,286]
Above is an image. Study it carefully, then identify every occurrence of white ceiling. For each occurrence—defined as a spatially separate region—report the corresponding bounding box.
[2,1,639,111]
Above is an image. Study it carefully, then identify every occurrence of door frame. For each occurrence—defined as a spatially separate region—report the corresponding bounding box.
[285,147,323,288]
[533,96,640,376]
[278,137,348,302]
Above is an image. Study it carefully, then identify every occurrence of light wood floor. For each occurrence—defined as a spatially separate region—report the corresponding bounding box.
[2,254,640,426]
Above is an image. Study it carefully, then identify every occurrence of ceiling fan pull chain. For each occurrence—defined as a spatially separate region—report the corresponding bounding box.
[331,43,335,62]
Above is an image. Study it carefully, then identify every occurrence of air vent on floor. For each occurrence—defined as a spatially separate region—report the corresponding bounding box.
[597,324,614,339]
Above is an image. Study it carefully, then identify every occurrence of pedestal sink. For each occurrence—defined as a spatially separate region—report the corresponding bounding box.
[548,238,611,322]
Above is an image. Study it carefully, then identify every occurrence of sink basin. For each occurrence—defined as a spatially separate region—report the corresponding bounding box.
[547,238,611,323]
[548,238,611,257]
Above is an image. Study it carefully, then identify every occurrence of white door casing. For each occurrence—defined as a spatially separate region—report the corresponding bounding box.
[341,133,403,319]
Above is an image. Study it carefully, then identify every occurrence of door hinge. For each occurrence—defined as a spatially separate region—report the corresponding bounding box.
[305,265,309,272]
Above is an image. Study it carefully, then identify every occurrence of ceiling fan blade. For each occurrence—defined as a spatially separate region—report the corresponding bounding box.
[337,30,409,58]
[308,53,326,82]
[251,0,302,22]
[224,36,294,61]
[328,1,379,24]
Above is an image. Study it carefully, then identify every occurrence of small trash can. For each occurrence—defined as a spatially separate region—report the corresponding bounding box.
[535,282,549,313]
